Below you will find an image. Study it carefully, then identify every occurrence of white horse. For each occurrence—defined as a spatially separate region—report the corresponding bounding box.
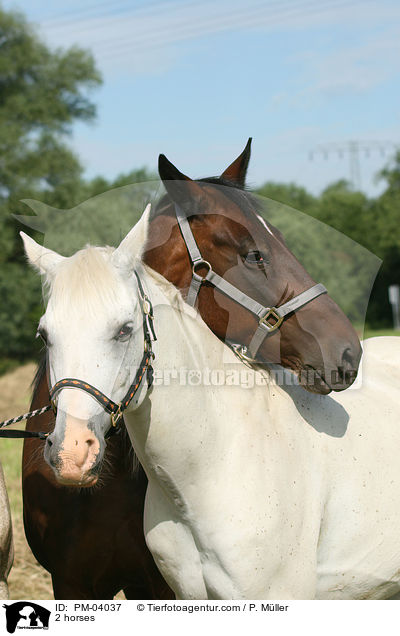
[21,208,400,599]
[0,463,13,599]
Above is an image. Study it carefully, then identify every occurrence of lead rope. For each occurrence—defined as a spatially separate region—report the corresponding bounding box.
[0,405,53,439]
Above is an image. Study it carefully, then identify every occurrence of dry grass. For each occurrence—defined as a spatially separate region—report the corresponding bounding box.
[8,501,54,600]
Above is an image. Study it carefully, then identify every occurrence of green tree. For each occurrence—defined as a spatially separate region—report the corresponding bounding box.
[364,152,400,326]
[19,168,158,256]
[0,6,101,249]
[373,151,400,254]
[0,8,101,195]
[311,180,375,251]
[0,5,102,366]
[257,181,316,214]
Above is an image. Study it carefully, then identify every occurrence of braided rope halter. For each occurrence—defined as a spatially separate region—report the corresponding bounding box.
[0,270,156,440]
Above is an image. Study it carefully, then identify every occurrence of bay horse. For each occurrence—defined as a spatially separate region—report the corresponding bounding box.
[22,142,361,598]
[21,210,400,599]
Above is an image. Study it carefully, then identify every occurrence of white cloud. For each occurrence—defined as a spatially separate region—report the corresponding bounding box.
[299,29,400,97]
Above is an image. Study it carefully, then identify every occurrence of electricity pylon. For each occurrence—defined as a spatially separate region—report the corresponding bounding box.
[308,140,398,190]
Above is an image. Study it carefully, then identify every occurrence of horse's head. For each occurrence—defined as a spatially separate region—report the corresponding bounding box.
[21,209,152,486]
[144,141,361,394]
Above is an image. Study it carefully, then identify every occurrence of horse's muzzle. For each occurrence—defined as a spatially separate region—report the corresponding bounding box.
[44,415,103,487]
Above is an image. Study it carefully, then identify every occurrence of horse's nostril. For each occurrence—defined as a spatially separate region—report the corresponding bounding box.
[340,343,362,371]
[46,437,53,447]
[342,347,354,367]
[329,343,362,388]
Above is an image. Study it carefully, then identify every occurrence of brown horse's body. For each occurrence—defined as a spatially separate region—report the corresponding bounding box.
[22,141,361,599]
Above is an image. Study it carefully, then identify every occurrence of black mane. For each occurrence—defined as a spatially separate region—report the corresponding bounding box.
[151,175,262,221]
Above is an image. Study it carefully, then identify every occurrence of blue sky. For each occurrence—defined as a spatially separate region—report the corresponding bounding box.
[4,0,400,195]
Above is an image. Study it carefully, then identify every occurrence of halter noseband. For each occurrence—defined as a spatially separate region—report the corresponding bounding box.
[49,269,156,437]
[175,203,327,358]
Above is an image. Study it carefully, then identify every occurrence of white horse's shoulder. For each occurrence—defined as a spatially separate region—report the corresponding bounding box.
[360,336,400,386]
[361,335,400,357]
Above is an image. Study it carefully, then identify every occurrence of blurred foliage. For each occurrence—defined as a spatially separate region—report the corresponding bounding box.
[257,193,380,326]
[0,5,102,267]
[18,174,158,255]
[0,4,100,364]
[0,263,42,359]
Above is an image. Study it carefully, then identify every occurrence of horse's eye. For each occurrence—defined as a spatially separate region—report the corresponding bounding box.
[36,327,48,346]
[116,323,133,341]
[244,250,267,267]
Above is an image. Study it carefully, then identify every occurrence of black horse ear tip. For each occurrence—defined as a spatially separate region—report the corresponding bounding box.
[158,154,174,174]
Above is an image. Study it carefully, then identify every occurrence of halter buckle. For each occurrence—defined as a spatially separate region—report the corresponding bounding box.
[142,297,151,315]
[111,406,123,428]
[229,343,257,368]
[259,308,283,332]
[192,260,212,282]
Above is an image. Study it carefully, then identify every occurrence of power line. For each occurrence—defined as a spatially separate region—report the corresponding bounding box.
[41,0,274,30]
[40,0,212,41]
[41,0,366,41]
[40,0,177,26]
[88,0,306,51]
[35,0,375,69]
[308,140,398,190]
[85,0,369,61]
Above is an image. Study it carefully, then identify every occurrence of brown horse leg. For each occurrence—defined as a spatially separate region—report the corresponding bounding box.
[52,575,121,600]
[123,581,174,600]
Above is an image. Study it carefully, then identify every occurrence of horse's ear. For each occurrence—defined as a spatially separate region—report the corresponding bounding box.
[20,231,65,276]
[158,154,205,213]
[113,203,151,268]
[220,138,252,187]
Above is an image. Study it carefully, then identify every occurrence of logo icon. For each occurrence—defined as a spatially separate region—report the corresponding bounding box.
[3,602,51,633]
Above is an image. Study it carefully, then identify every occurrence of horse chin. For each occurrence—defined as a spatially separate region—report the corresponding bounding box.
[49,456,101,488]
[297,366,333,395]
[298,366,359,395]
[301,379,332,396]
[55,471,99,489]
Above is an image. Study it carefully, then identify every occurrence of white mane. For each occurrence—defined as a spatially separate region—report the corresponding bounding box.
[48,245,121,317]
[142,263,197,317]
